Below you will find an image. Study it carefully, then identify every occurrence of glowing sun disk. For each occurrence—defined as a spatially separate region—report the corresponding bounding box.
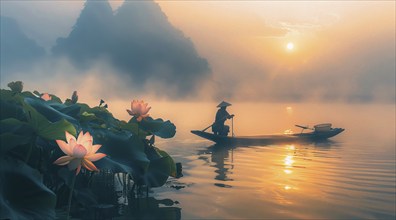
[287,42,294,51]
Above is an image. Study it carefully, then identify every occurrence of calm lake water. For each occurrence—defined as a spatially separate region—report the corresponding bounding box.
[118,103,396,219]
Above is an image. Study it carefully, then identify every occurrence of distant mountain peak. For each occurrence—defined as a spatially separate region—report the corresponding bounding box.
[1,16,45,73]
[52,0,210,97]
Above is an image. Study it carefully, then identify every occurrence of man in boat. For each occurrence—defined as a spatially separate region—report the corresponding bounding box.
[212,101,234,136]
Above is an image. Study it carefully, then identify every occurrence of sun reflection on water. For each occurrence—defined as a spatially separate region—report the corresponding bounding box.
[281,145,297,194]
[284,155,295,167]
[286,145,295,150]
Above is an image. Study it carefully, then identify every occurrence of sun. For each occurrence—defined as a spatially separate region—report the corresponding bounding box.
[286,42,294,51]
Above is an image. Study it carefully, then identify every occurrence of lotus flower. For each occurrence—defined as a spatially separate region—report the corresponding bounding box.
[54,131,106,175]
[41,93,52,101]
[126,100,151,122]
[71,91,78,104]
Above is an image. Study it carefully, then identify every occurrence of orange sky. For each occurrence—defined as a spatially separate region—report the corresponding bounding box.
[0,0,394,139]
[156,1,394,72]
[1,1,395,103]
[154,1,395,102]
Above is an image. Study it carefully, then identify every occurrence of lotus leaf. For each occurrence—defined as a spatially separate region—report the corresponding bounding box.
[24,97,78,124]
[0,118,34,154]
[137,117,176,139]
[21,99,77,140]
[0,157,57,220]
[0,99,25,120]
[49,103,81,118]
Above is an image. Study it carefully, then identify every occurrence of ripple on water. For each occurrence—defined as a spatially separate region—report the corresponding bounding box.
[154,137,395,219]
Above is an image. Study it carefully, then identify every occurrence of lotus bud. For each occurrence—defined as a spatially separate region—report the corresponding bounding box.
[41,93,52,101]
[7,81,23,93]
[99,99,105,107]
[71,91,78,104]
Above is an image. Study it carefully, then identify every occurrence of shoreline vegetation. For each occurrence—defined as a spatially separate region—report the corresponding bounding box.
[0,81,181,219]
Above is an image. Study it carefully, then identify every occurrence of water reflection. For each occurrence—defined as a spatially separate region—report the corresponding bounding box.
[121,196,181,220]
[186,137,396,218]
[281,145,297,193]
[110,172,182,219]
[197,145,235,188]
[196,140,338,191]
[277,142,340,195]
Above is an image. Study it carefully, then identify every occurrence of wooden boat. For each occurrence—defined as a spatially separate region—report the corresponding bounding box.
[191,125,345,146]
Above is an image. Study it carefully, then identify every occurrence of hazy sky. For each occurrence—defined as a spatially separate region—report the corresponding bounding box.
[157,1,395,102]
[0,0,395,104]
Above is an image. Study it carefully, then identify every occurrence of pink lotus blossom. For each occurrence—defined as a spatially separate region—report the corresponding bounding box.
[54,131,106,175]
[41,93,52,101]
[126,100,151,122]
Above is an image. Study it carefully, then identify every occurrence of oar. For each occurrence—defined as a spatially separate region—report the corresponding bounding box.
[202,115,231,132]
[231,116,235,137]
[295,124,313,134]
[295,125,313,130]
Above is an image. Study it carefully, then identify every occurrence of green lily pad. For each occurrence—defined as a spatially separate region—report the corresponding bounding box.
[21,99,77,140]
[86,128,150,171]
[0,100,25,121]
[0,118,34,154]
[155,147,177,178]
[24,97,78,124]
[0,133,32,155]
[0,118,31,134]
[118,120,148,138]
[139,117,176,139]
[49,103,81,117]
[39,119,77,141]
[0,89,16,101]
[0,157,57,219]
[140,146,177,187]
[143,156,173,187]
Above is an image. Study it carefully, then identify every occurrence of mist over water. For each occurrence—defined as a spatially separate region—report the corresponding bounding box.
[109,101,395,141]
[136,102,395,219]
[1,1,395,218]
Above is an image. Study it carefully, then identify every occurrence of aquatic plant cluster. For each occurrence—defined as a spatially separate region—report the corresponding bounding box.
[0,81,178,219]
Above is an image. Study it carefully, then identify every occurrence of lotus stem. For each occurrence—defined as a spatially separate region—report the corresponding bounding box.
[24,142,33,163]
[123,173,127,203]
[67,174,77,220]
[137,123,140,139]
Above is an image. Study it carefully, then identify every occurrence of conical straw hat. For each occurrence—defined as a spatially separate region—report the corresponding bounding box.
[217,101,232,108]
